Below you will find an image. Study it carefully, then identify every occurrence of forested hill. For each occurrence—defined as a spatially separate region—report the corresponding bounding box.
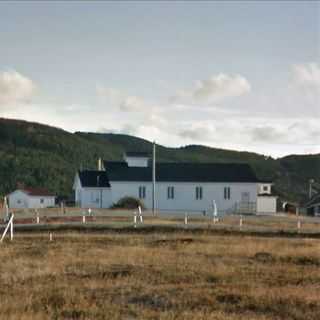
[0,118,319,203]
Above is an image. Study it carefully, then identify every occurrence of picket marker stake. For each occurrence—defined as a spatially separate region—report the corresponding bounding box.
[133,212,137,228]
[138,206,143,223]
[1,214,14,243]
[239,215,243,230]
[212,200,218,224]
[10,218,13,241]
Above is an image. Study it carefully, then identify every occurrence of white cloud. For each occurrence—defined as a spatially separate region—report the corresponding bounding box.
[0,70,36,107]
[288,62,320,114]
[178,123,215,141]
[171,73,251,104]
[250,126,287,143]
[97,86,150,112]
[119,95,146,112]
[69,68,317,156]
[96,86,123,104]
[292,62,320,87]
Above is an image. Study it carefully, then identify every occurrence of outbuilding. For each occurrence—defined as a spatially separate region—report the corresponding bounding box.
[257,194,278,214]
[7,188,56,209]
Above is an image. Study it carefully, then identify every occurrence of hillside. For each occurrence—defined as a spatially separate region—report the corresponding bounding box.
[0,118,319,203]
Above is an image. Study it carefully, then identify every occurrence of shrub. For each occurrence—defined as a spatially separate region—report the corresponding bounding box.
[110,196,145,210]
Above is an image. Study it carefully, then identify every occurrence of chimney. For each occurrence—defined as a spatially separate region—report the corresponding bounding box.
[17,181,25,189]
[98,158,103,171]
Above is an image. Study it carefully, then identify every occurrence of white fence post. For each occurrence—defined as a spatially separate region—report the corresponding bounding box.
[212,200,218,224]
[239,215,243,230]
[138,206,143,223]
[35,209,40,224]
[297,219,301,232]
[82,214,86,224]
[1,214,14,243]
[184,213,188,226]
[10,218,13,241]
[133,212,137,228]
[49,232,53,241]
[4,196,9,220]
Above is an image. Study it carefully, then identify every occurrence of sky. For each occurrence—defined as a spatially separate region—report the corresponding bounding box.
[0,1,319,158]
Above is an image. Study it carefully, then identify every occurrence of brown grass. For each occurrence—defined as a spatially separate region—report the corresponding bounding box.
[0,232,319,319]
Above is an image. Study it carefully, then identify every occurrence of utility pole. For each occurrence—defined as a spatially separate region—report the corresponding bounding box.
[152,141,156,216]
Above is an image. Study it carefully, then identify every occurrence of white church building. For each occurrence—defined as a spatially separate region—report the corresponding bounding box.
[73,152,275,214]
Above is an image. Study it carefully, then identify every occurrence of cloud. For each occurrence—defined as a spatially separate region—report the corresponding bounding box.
[96,86,123,104]
[171,73,251,104]
[0,70,36,107]
[250,126,287,143]
[97,86,150,112]
[247,119,320,147]
[178,123,215,141]
[288,62,320,113]
[292,63,320,88]
[119,95,146,112]
[92,68,319,157]
[97,74,251,114]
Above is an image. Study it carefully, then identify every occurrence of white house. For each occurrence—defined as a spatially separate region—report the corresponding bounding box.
[74,152,275,214]
[7,188,56,209]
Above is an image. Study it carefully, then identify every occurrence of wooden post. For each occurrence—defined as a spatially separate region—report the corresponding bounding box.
[184,213,188,225]
[10,217,13,240]
[36,211,40,224]
[4,196,9,220]
[1,213,14,243]
[133,212,137,228]
[239,215,243,230]
[49,233,53,241]
[213,204,218,225]
[297,219,301,232]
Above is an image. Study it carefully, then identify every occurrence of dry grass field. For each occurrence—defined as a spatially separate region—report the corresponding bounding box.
[0,232,319,320]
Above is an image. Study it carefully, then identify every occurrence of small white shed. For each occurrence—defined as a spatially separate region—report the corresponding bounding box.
[257,195,277,214]
[7,188,56,209]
